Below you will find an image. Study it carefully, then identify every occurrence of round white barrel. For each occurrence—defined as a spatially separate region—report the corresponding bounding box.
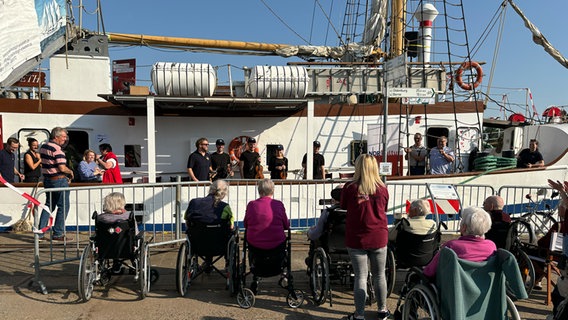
[248,66,309,98]
[151,62,217,96]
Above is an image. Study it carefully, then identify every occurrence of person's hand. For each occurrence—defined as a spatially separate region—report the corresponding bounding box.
[527,163,532,168]
[18,173,25,181]
[548,179,565,191]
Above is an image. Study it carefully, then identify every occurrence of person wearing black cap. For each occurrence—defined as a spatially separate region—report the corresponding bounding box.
[268,144,288,179]
[302,140,325,179]
[210,139,232,181]
[239,137,261,179]
[187,137,212,181]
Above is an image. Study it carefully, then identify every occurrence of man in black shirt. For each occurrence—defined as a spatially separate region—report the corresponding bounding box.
[210,139,232,181]
[302,140,325,179]
[0,137,24,182]
[187,137,212,181]
[239,137,261,179]
[517,139,544,168]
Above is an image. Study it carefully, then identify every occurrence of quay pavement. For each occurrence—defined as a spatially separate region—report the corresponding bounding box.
[0,232,555,319]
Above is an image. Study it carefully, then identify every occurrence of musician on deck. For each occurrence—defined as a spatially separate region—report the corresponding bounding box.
[210,139,232,181]
[239,137,261,179]
[268,144,288,179]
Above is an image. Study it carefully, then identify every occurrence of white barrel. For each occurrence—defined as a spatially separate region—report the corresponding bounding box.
[151,62,217,97]
[248,66,309,98]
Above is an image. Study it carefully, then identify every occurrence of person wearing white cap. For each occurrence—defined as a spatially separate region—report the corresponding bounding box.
[210,139,232,181]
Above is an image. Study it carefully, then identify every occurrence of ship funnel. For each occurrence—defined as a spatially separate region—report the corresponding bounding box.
[414,3,439,64]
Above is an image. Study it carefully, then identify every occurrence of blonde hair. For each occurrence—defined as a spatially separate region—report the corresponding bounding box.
[209,180,229,207]
[83,149,96,161]
[103,192,126,213]
[353,154,385,195]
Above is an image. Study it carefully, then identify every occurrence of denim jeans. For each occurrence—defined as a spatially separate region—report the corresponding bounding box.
[39,178,70,237]
[348,246,388,317]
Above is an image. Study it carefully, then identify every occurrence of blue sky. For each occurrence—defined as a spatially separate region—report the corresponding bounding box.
[80,0,568,119]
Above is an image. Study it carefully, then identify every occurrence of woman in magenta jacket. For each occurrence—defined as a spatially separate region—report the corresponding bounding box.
[341,154,390,320]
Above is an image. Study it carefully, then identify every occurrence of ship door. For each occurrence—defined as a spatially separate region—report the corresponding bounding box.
[425,127,450,149]
[17,129,50,175]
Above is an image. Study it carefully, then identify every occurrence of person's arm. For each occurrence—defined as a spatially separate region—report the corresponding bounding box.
[187,168,198,181]
[307,209,329,240]
[78,161,92,180]
[25,153,41,170]
[239,158,245,178]
[96,156,115,170]
[57,163,74,180]
[13,167,24,181]
[440,148,454,163]
[221,205,235,229]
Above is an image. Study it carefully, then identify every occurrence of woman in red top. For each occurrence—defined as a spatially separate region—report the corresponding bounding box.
[97,143,123,184]
[340,154,390,320]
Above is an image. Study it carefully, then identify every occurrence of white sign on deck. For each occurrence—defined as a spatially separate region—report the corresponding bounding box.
[387,87,436,98]
[429,184,459,200]
[379,162,392,176]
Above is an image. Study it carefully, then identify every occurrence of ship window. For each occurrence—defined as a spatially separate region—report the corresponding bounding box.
[425,128,450,149]
[350,140,368,165]
[125,144,142,167]
[66,130,89,180]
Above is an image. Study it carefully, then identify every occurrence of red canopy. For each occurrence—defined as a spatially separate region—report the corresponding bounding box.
[508,113,526,123]
[543,106,561,117]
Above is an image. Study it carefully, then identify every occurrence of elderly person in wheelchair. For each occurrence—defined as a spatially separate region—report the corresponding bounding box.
[243,178,290,293]
[388,199,438,268]
[395,207,528,319]
[184,180,234,270]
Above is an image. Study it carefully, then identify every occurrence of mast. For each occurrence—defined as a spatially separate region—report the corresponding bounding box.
[390,0,405,57]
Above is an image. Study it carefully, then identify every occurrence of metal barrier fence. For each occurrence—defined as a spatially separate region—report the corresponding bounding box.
[30,179,495,292]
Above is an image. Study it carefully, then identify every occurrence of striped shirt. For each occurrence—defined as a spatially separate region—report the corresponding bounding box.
[40,141,67,178]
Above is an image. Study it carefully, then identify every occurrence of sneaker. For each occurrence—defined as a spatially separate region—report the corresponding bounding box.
[534,281,543,291]
[52,235,73,241]
[346,313,365,320]
[250,280,259,295]
[377,310,391,320]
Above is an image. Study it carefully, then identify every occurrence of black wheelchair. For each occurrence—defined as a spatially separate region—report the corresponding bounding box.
[176,220,239,296]
[394,248,525,320]
[77,212,159,302]
[235,228,304,309]
[487,218,537,296]
[307,208,390,306]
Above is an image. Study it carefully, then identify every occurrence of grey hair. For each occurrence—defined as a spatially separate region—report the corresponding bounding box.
[257,178,275,197]
[410,199,430,216]
[460,206,492,236]
[50,127,67,139]
[103,192,126,213]
[209,180,228,206]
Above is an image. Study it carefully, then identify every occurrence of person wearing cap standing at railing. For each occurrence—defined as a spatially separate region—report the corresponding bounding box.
[302,140,325,179]
[268,144,288,179]
[210,139,232,181]
[239,137,261,179]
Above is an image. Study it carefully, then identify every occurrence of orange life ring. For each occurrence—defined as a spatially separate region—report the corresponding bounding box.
[228,136,259,164]
[455,61,483,91]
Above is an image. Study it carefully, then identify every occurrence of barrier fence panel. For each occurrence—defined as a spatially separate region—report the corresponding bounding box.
[29,179,495,293]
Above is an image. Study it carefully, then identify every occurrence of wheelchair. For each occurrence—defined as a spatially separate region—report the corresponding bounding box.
[502,219,537,296]
[307,208,391,306]
[77,212,159,302]
[235,228,304,309]
[176,220,239,297]
[395,248,525,320]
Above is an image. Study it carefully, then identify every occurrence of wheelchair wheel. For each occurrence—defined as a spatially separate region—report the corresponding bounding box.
[176,240,191,297]
[402,283,440,320]
[309,247,329,306]
[227,236,240,295]
[286,289,305,308]
[78,244,96,302]
[385,246,396,298]
[237,288,256,309]
[509,219,536,246]
[138,242,150,299]
[505,295,521,320]
[510,247,535,297]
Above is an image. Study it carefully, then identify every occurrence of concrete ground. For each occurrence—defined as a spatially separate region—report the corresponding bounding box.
[0,232,555,319]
